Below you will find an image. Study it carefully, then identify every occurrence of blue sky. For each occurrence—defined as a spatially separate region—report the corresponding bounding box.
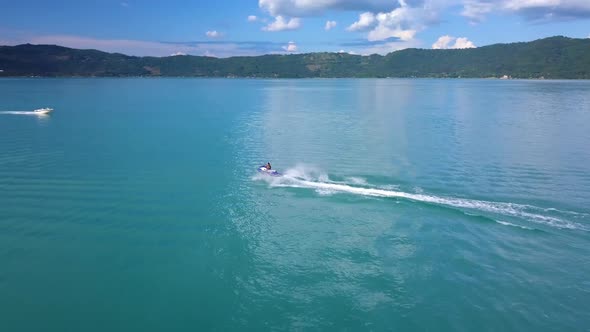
[1,0,589,57]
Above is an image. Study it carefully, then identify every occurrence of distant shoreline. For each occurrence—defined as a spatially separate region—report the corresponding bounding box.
[1,76,588,81]
[2,36,590,79]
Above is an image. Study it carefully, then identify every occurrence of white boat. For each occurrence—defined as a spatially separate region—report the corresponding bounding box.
[33,108,54,115]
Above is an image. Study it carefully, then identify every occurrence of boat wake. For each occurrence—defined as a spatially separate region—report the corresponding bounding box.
[0,108,53,116]
[253,165,589,232]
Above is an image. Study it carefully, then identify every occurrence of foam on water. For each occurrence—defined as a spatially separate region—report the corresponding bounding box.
[345,177,368,186]
[256,165,589,232]
[495,220,535,230]
[0,110,50,116]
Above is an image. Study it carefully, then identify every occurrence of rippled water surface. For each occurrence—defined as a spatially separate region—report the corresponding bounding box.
[1,78,589,331]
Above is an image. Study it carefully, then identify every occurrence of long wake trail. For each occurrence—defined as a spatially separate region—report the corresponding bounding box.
[255,165,588,232]
[0,110,47,115]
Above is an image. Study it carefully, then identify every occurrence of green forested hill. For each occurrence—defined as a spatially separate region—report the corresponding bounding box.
[1,36,589,78]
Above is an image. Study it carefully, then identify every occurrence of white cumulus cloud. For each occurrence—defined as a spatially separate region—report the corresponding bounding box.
[347,12,376,31]
[282,41,298,52]
[343,1,442,54]
[263,16,301,31]
[259,0,401,35]
[364,2,436,42]
[325,20,337,30]
[432,35,476,49]
[206,30,222,38]
[248,15,258,22]
[453,37,476,49]
[170,51,186,56]
[432,35,454,49]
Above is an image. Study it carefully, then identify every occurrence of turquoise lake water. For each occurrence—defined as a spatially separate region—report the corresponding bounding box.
[1,78,589,331]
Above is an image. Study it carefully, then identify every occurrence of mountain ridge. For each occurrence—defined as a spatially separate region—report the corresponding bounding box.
[1,36,589,78]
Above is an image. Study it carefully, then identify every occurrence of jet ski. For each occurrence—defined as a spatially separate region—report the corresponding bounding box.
[33,108,54,115]
[258,166,281,177]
